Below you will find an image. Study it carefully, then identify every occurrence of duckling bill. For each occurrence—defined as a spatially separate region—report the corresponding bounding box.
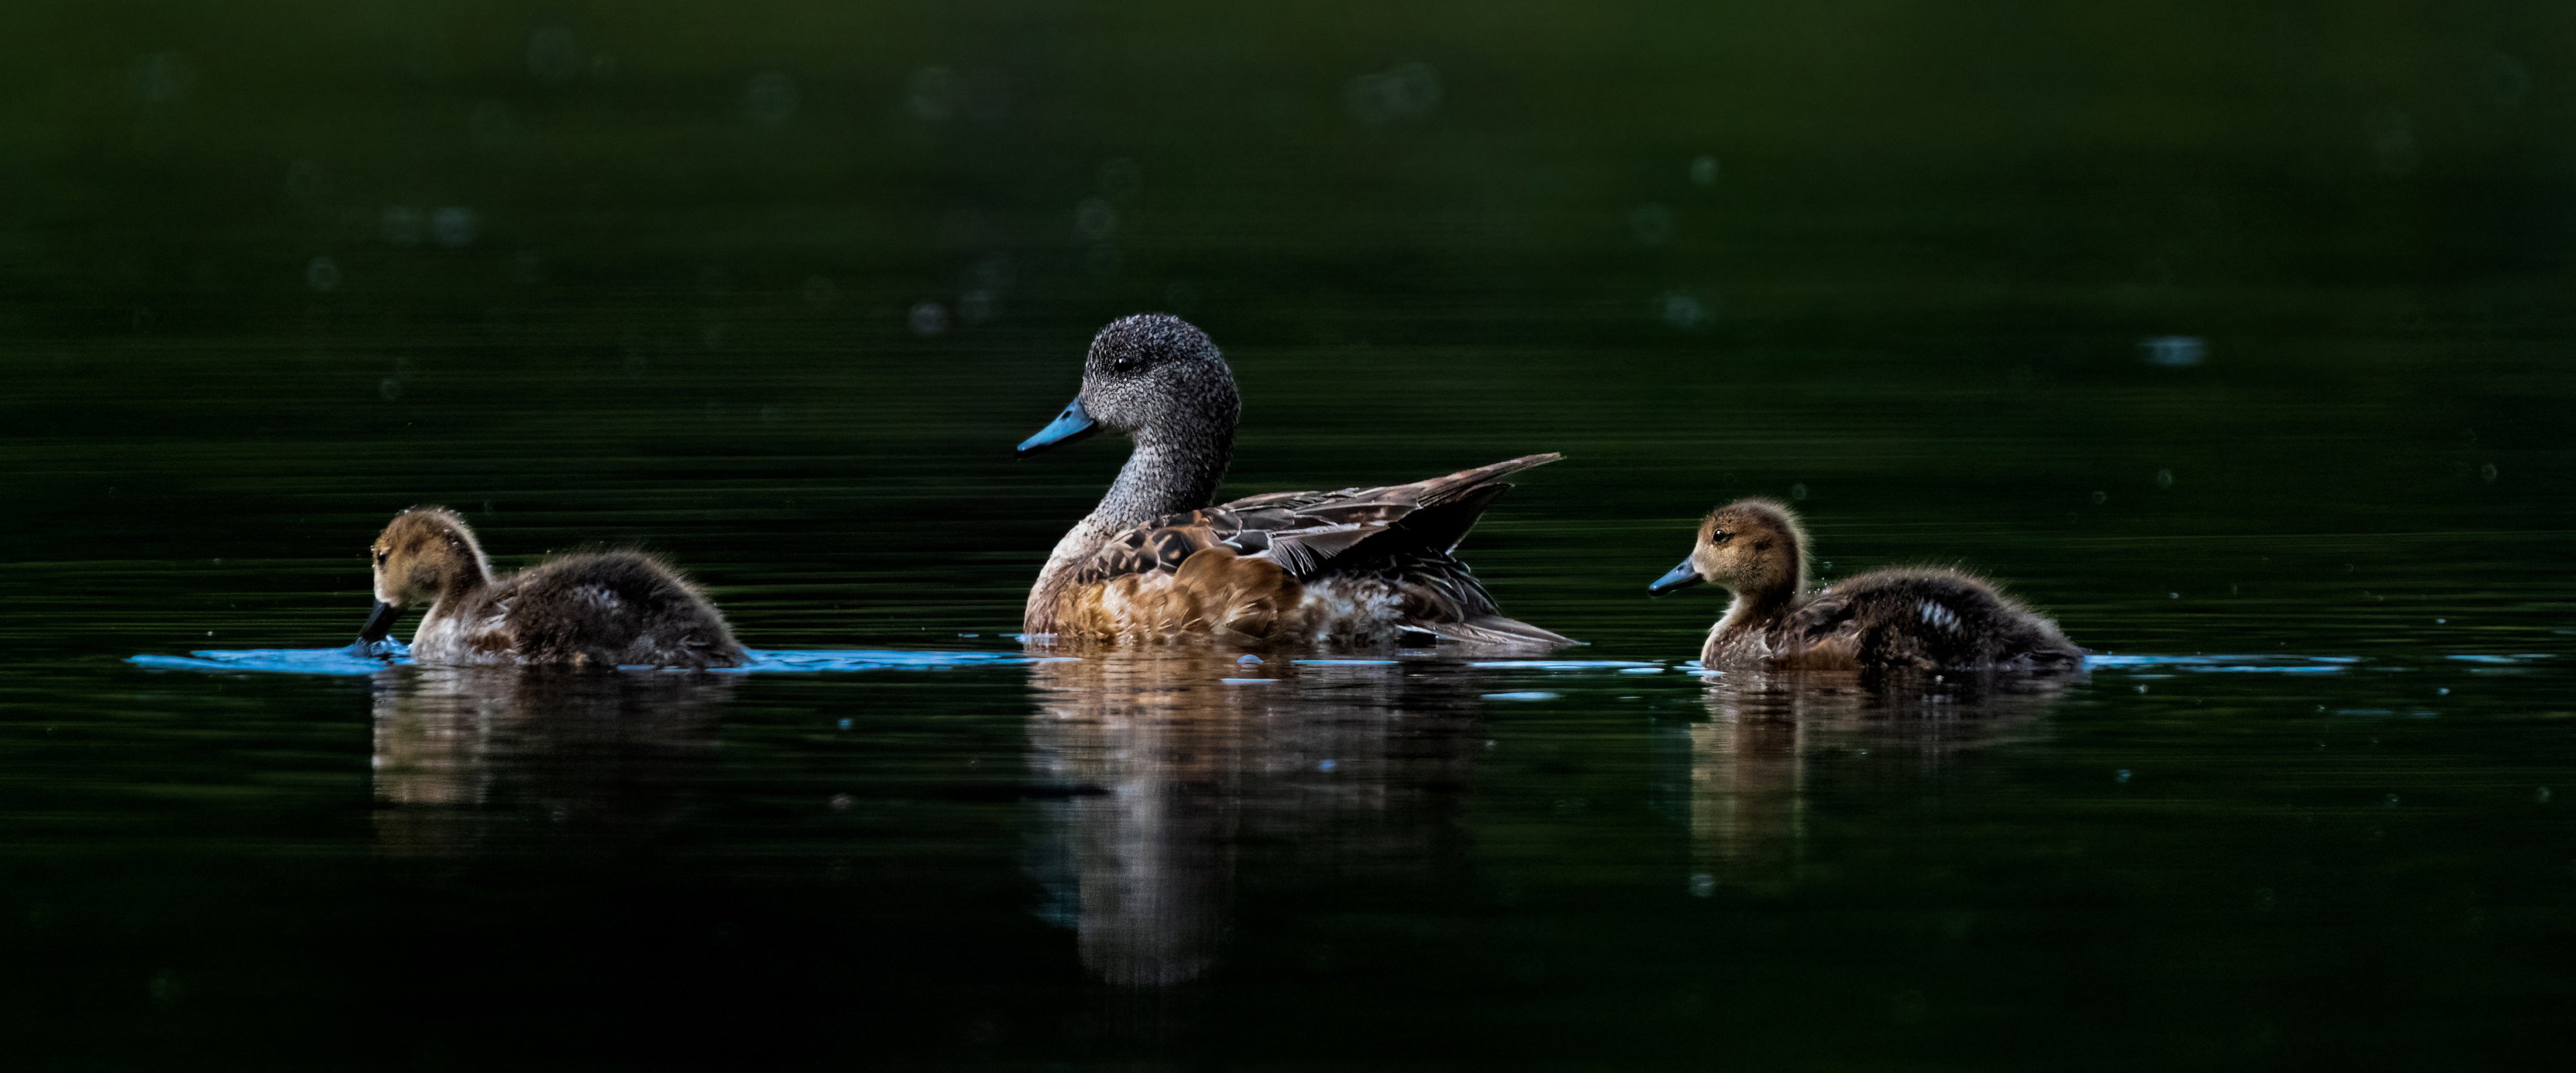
[360,508,746,669]
[1652,500,2082,672]
[1018,313,1571,647]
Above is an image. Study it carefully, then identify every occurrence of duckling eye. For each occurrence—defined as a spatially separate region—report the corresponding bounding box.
[1108,355,1142,373]
[373,549,388,565]
[1711,530,1732,545]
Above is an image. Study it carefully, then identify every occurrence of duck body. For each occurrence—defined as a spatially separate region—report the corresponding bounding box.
[1701,566,2081,671]
[1038,454,1570,646]
[1652,500,2080,673]
[1017,314,1570,648]
[364,508,745,670]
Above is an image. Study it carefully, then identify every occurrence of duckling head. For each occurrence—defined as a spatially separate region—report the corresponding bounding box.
[358,508,493,644]
[1018,314,1240,454]
[1648,499,1809,602]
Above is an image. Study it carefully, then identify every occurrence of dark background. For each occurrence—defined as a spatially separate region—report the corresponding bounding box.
[3,2,2573,1068]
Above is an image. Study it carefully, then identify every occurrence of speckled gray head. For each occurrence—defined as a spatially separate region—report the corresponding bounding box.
[1018,314,1240,453]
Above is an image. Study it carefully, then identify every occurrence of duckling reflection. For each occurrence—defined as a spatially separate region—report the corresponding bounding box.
[1024,648,1485,986]
[370,666,733,856]
[1668,670,2070,893]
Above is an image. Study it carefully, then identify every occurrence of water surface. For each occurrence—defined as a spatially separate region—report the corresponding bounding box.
[7,2,2576,1067]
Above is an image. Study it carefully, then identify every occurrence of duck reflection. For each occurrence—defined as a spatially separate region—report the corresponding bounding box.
[1673,670,2072,893]
[1024,648,1485,986]
[369,667,735,856]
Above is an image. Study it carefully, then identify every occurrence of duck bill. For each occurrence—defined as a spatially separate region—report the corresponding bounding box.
[357,600,403,644]
[1648,560,1704,596]
[1016,399,1099,455]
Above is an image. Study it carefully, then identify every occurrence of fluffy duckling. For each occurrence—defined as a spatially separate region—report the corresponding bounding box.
[358,508,747,669]
[1648,500,2082,672]
[1016,313,1569,646]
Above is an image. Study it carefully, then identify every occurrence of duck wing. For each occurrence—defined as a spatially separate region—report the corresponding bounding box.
[1778,569,2075,670]
[1075,453,1564,584]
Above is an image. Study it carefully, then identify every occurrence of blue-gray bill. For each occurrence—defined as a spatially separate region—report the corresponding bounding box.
[1016,399,1099,455]
[1648,560,1703,595]
[357,600,402,644]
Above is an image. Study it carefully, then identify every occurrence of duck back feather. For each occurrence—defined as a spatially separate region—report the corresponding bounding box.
[1715,567,2081,672]
[1048,453,1570,645]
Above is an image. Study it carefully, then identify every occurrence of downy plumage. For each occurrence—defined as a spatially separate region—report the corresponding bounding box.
[1648,499,2082,672]
[359,508,745,669]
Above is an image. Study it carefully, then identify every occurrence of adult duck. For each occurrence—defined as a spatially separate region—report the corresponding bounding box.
[358,507,746,669]
[1015,314,1570,647]
[1648,499,2081,672]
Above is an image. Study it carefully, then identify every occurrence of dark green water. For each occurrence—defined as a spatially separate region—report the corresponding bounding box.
[7,2,2576,1067]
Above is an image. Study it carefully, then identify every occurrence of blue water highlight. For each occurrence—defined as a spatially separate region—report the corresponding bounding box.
[2084,654,2361,674]
[128,644,1054,677]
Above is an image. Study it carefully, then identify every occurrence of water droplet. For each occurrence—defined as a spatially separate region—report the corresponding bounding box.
[2384,793,2401,807]
[2369,111,2418,176]
[1236,654,1263,665]
[2479,463,2499,482]
[829,793,855,811]
[377,378,404,401]
[1344,61,1441,124]
[1629,203,1674,245]
[525,27,583,83]
[2091,490,2108,505]
[1789,483,1809,501]
[1083,243,1122,280]
[429,207,476,248]
[2140,335,2205,366]
[284,159,325,201]
[906,66,958,121]
[133,53,193,108]
[1688,156,1719,186]
[304,256,340,292]
[1658,292,1707,330]
[468,99,517,150]
[380,207,425,245]
[1075,198,1118,241]
[2114,769,2133,783]
[2155,468,2175,490]
[1317,759,1336,772]
[837,718,852,730]
[1688,873,1717,897]
[1097,157,1142,199]
[907,301,949,337]
[742,71,798,126]
[2479,50,2530,107]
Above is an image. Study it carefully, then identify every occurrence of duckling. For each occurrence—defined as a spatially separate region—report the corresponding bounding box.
[357,508,747,669]
[1648,499,2082,672]
[1016,313,1570,647]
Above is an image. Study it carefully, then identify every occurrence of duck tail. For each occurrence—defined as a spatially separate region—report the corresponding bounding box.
[1413,452,1565,508]
[1393,452,1564,552]
[1420,614,1580,648]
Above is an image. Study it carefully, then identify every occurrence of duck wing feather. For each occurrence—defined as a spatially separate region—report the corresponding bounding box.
[1073,453,1563,585]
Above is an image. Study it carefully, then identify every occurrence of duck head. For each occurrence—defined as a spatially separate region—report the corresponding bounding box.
[359,508,494,644]
[1018,314,1241,455]
[1648,498,1809,603]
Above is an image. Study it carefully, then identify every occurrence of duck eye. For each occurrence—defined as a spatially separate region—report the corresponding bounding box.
[1109,355,1141,373]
